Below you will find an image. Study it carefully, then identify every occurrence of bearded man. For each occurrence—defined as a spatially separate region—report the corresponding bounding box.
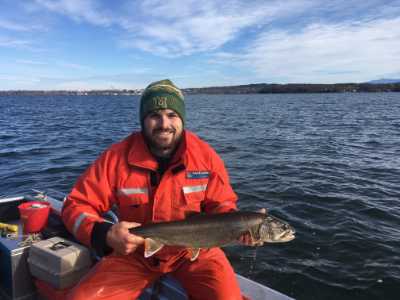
[63,79,253,300]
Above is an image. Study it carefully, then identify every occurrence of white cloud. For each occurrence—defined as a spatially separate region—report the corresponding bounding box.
[13,58,91,71]
[34,0,112,26]
[0,19,35,31]
[16,59,47,65]
[34,0,313,57]
[122,0,313,56]
[215,16,400,83]
[56,61,93,71]
[51,79,135,90]
[7,0,400,87]
[0,37,32,48]
[0,74,40,85]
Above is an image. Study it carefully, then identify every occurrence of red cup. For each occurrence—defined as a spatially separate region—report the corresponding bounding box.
[18,201,51,233]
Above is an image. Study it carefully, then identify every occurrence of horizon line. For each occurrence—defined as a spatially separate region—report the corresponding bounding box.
[1,80,400,92]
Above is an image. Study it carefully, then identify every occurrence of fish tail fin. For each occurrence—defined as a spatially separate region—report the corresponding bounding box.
[144,238,164,258]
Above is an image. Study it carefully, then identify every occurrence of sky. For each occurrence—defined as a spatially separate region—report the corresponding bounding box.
[0,0,400,90]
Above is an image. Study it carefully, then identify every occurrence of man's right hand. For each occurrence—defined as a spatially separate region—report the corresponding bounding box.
[106,221,144,255]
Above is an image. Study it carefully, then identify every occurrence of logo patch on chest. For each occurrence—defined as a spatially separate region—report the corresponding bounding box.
[186,171,210,179]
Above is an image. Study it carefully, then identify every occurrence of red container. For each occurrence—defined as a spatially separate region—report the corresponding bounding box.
[18,201,51,233]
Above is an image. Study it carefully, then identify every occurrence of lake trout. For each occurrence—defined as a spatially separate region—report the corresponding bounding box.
[130,211,295,261]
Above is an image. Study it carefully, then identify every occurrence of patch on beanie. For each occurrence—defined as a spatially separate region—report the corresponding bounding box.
[152,96,169,108]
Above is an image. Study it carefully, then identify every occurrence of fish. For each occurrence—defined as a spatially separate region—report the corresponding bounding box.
[130,210,295,261]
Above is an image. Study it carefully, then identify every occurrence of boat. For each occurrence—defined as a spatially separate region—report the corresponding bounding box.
[0,190,294,300]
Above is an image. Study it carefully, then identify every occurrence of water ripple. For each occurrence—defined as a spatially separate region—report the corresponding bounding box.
[1,93,399,300]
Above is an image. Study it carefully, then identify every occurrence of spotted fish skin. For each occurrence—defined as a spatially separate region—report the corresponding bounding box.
[130,211,295,251]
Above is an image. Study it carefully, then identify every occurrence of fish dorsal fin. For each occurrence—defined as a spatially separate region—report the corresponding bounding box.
[189,248,201,261]
[144,238,164,258]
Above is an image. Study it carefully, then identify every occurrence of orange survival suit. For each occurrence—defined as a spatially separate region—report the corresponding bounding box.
[62,130,244,300]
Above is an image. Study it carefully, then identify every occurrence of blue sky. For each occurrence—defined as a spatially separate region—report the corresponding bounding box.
[1,0,399,90]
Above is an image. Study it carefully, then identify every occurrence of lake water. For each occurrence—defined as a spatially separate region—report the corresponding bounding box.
[1,93,399,299]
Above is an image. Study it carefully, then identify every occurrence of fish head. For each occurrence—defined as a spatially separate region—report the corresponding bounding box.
[259,215,295,243]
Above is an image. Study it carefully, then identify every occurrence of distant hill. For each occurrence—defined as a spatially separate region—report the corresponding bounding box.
[367,78,400,84]
[1,82,400,96]
[184,82,400,94]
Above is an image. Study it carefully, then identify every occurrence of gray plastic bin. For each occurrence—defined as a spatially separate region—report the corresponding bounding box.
[28,237,92,289]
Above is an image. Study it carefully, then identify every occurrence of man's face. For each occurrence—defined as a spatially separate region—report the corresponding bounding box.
[143,109,183,158]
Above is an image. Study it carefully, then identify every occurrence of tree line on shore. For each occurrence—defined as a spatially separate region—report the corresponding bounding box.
[183,83,400,94]
[1,83,399,96]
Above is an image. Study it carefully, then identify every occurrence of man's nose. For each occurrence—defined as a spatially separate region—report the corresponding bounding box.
[158,115,170,128]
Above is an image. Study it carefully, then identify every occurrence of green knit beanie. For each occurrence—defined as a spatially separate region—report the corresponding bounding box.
[140,79,185,126]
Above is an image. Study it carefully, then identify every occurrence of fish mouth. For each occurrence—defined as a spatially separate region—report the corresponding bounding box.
[277,230,296,242]
[283,232,296,242]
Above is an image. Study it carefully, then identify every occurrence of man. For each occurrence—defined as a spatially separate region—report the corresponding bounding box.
[62,79,253,300]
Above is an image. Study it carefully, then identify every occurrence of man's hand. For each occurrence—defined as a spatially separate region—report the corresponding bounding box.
[238,208,267,247]
[106,221,144,255]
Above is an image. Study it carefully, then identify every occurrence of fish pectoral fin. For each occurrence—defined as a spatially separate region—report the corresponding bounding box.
[144,238,164,258]
[248,228,262,245]
[188,248,201,261]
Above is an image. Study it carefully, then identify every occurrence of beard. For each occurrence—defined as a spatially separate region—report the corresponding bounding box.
[143,127,183,158]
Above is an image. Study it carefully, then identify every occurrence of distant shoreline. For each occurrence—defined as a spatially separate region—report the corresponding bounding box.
[1,82,399,96]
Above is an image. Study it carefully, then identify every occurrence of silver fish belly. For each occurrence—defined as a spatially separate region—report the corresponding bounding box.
[130,211,295,260]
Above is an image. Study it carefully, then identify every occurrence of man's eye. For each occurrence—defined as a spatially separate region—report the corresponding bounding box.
[149,113,160,119]
[168,113,178,118]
